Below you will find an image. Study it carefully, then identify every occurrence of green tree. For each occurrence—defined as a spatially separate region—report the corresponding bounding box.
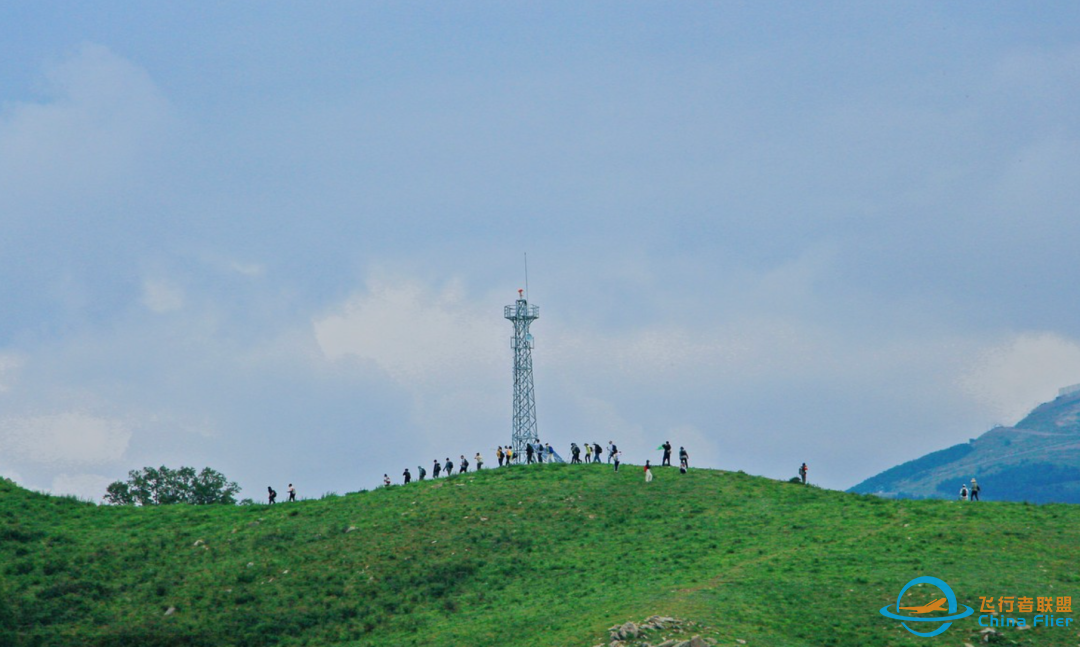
[103,466,240,505]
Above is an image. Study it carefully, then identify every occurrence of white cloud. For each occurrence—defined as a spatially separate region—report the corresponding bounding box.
[230,261,265,278]
[50,473,114,502]
[0,353,23,393]
[0,43,173,208]
[314,276,504,386]
[0,412,132,465]
[141,278,185,313]
[960,332,1080,425]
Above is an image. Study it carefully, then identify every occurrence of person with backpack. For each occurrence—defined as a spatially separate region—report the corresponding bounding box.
[661,441,672,467]
[433,459,441,478]
[679,447,689,469]
[267,486,277,504]
[506,447,514,464]
[584,443,592,463]
[644,460,653,483]
[497,446,505,467]
[287,483,296,502]
[459,455,470,474]
[545,443,555,462]
[970,478,980,502]
[403,468,412,484]
[444,458,454,476]
[526,443,535,464]
[798,463,808,485]
[418,465,427,481]
[959,484,969,501]
[607,441,615,463]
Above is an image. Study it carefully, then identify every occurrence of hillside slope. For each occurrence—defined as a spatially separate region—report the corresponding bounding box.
[849,390,1080,502]
[2,466,1079,647]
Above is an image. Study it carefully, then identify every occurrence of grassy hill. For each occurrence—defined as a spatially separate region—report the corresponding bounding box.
[2,465,1079,647]
[849,390,1080,503]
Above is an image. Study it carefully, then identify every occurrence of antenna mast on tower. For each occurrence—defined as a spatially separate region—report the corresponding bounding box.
[505,287,539,463]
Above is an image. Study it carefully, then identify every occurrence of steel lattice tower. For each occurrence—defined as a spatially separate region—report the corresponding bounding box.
[505,289,539,463]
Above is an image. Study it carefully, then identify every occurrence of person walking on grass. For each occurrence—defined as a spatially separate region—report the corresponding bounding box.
[267,486,277,504]
[613,450,622,472]
[798,462,808,485]
[970,478,980,502]
[661,441,672,467]
[506,447,514,464]
[288,483,296,502]
[644,460,654,483]
[959,483,969,501]
[433,459,441,478]
[382,474,390,488]
[584,443,592,463]
[460,454,470,474]
[607,441,615,463]
[444,457,454,476]
[526,443,535,464]
[570,443,581,464]
[403,468,412,485]
[418,465,426,481]
[475,452,483,470]
[497,446,505,467]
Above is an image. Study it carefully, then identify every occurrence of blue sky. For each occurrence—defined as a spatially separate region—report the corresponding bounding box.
[2,2,1079,499]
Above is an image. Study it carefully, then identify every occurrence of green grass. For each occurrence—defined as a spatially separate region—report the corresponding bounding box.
[2,465,1078,646]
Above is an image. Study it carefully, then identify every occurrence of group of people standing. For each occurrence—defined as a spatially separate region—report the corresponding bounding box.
[390,453,488,487]
[266,483,297,504]
[383,440,646,487]
[959,478,981,501]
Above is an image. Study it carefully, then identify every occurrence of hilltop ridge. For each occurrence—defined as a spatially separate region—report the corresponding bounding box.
[2,466,1079,646]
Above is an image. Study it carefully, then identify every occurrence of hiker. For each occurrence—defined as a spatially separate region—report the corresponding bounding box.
[444,457,454,476]
[497,446,505,467]
[403,468,412,484]
[433,459,442,478]
[970,478,980,502]
[475,452,483,470]
[382,474,390,488]
[418,465,427,481]
[644,460,653,483]
[584,443,592,463]
[679,447,689,469]
[546,443,554,462]
[506,446,514,464]
[959,484,969,501]
[798,463,808,485]
[570,443,580,463]
[662,441,672,467]
[593,442,602,463]
[460,455,470,473]
[607,441,615,463]
[526,443,535,464]
[288,483,296,502]
[267,486,277,504]
[613,450,622,472]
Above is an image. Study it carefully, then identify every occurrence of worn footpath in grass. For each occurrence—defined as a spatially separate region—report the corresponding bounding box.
[1,465,1078,646]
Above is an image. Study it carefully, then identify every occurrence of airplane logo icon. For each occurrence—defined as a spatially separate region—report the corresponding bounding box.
[899,598,948,614]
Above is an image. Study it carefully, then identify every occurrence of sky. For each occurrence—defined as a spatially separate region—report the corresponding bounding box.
[2,2,1080,500]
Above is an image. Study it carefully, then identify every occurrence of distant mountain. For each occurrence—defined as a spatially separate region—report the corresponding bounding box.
[849,389,1080,503]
